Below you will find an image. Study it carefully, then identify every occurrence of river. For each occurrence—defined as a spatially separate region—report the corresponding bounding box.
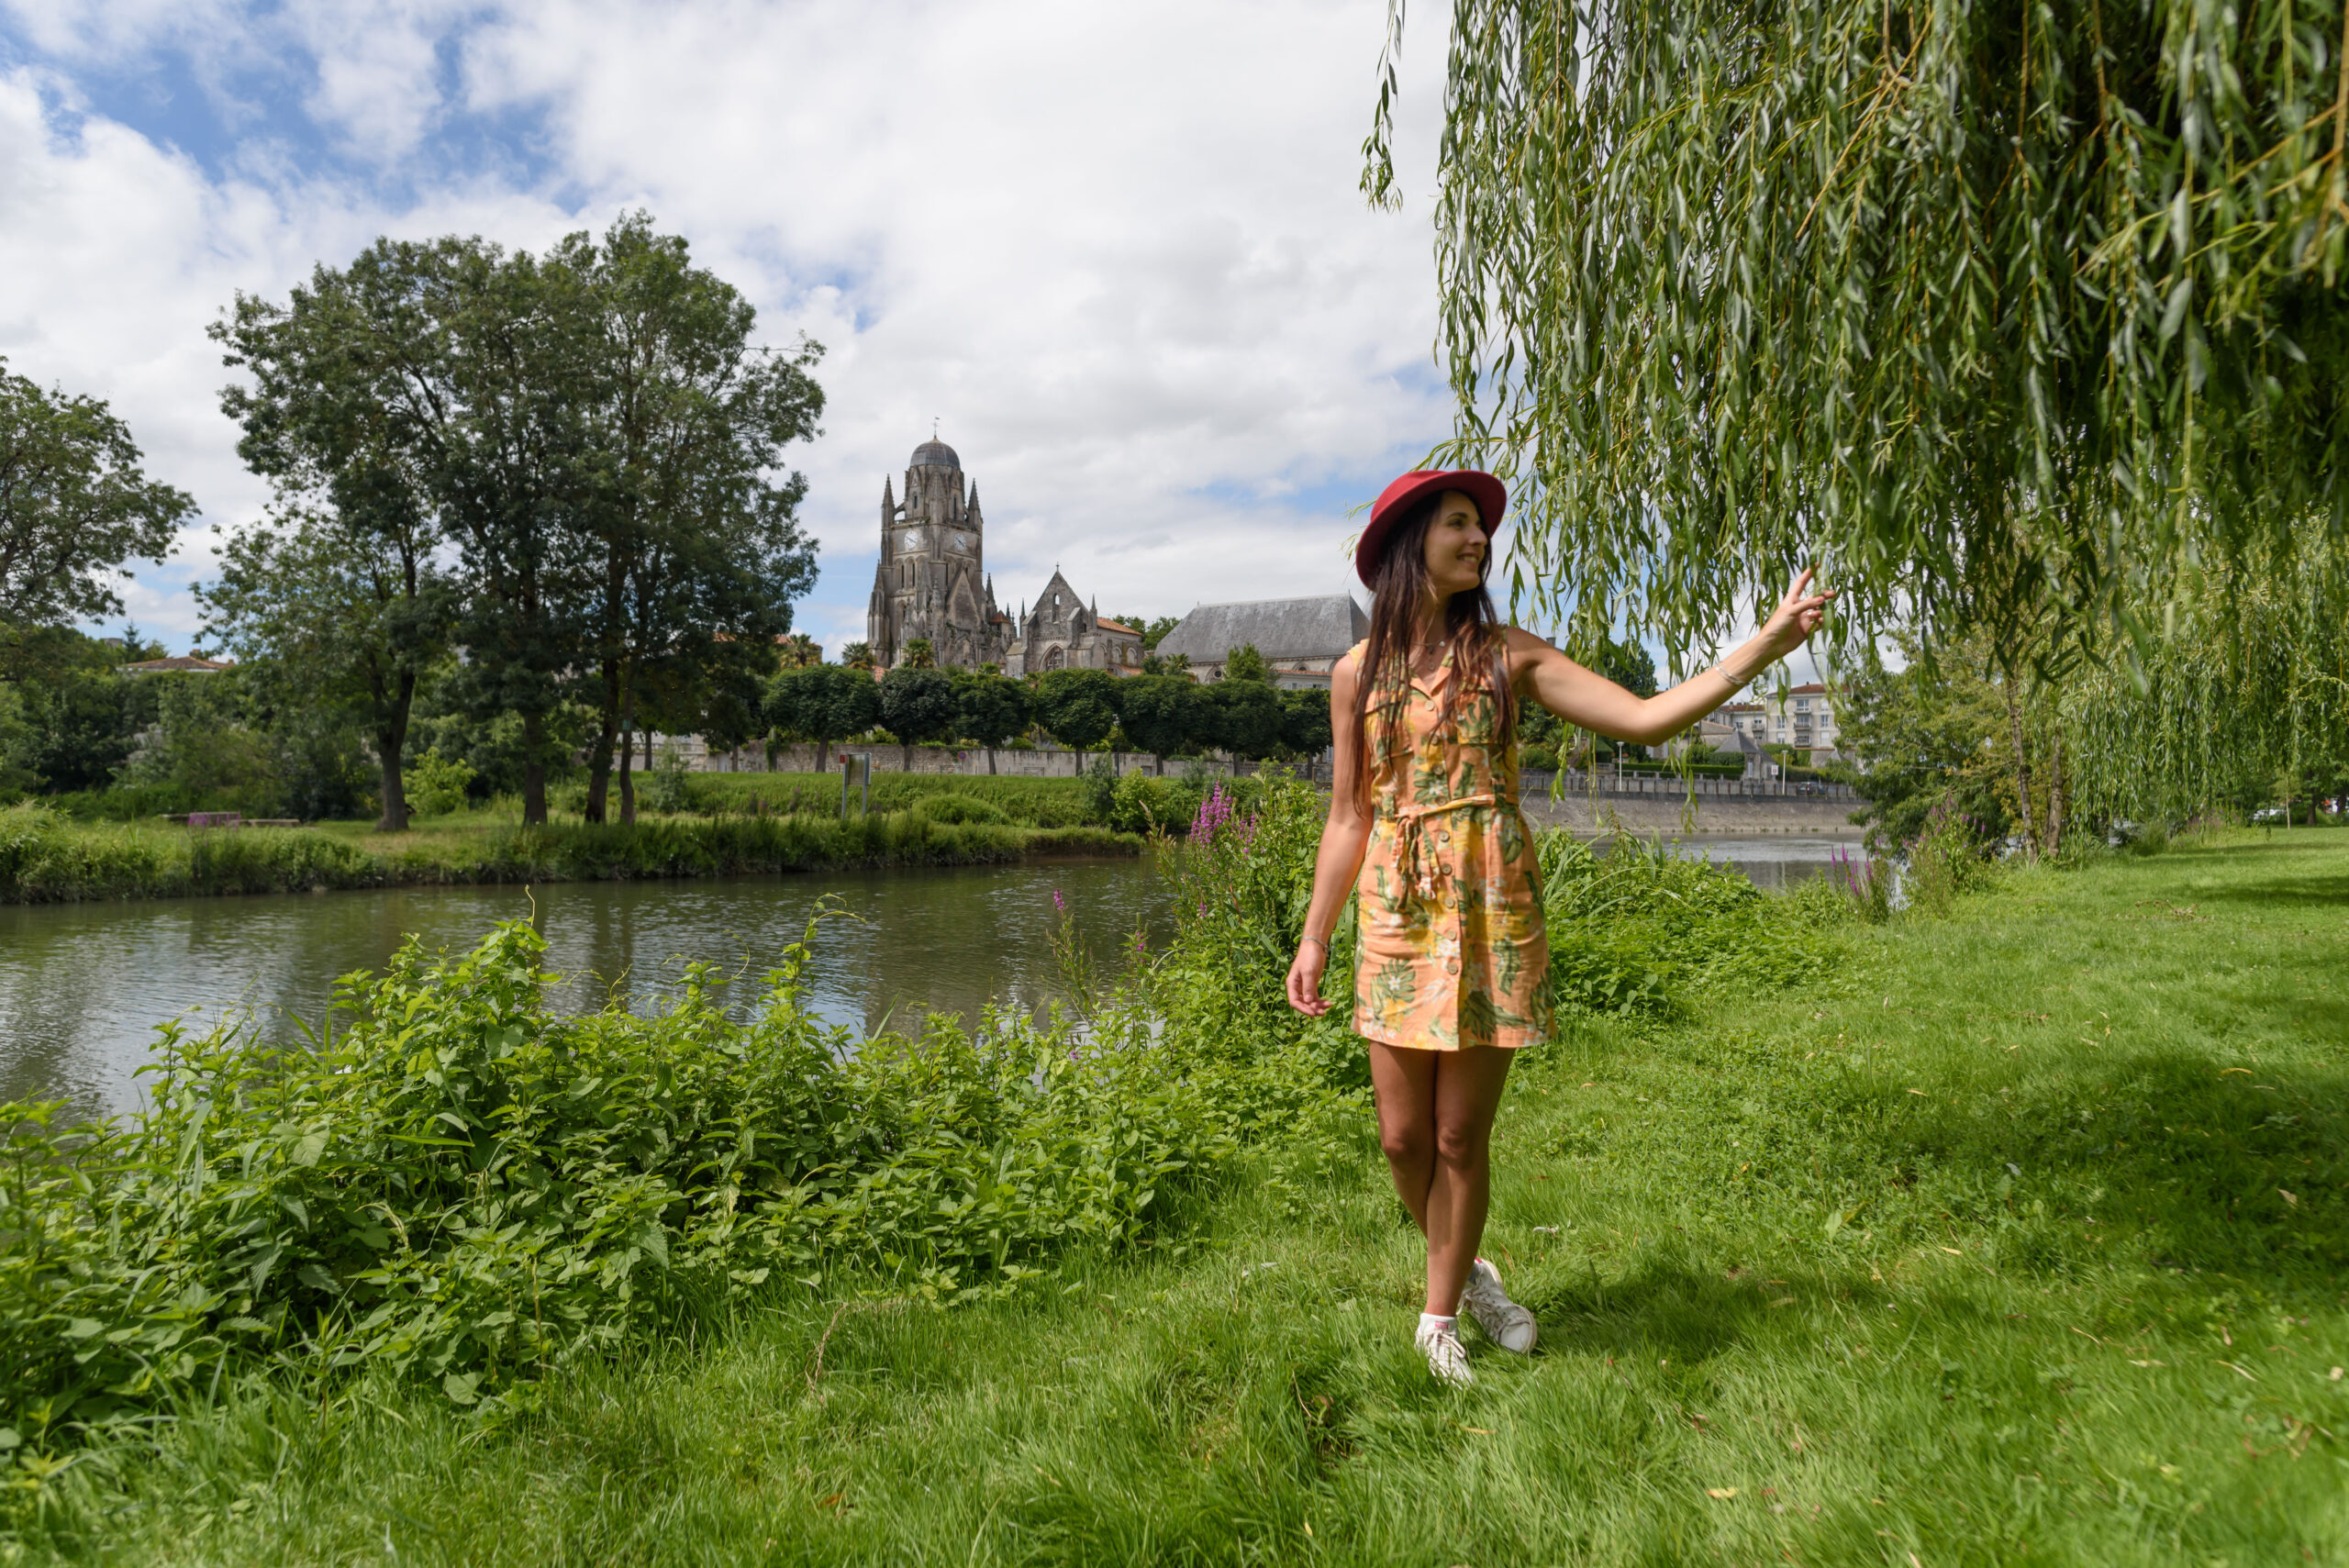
[0,836,1854,1118]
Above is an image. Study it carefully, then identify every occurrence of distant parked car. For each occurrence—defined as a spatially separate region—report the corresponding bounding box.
[2251,806,2288,824]
[1795,781,1826,795]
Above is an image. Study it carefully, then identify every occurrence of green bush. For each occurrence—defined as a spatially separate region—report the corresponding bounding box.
[402,749,475,817]
[915,794,1010,826]
[1903,797,1999,917]
[1107,770,1185,835]
[1539,834,1840,1016]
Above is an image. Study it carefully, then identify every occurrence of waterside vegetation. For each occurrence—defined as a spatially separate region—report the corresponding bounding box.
[0,799,1135,905]
[0,774,2340,1562]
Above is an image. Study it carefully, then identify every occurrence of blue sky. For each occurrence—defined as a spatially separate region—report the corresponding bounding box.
[1,0,1473,658]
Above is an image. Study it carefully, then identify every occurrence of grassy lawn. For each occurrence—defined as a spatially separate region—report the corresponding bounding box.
[26,832,2349,1564]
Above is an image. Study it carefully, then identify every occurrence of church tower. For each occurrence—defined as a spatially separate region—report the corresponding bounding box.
[865,437,1008,669]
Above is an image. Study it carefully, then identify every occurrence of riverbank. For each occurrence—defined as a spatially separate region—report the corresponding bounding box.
[7,826,2343,1562]
[0,801,1139,904]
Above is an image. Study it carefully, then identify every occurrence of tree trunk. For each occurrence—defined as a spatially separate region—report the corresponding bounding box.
[986,745,997,774]
[618,687,638,826]
[584,659,621,825]
[2046,729,2066,853]
[373,668,418,833]
[522,711,548,826]
[2004,685,2037,858]
[902,740,914,772]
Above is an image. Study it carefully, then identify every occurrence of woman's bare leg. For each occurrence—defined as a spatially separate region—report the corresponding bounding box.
[1367,1041,1516,1315]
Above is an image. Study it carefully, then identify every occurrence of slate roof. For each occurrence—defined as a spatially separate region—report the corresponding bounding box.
[1156,595,1370,665]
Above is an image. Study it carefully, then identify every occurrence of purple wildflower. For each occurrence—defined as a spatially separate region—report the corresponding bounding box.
[1052,888,1066,913]
[1191,782,1236,842]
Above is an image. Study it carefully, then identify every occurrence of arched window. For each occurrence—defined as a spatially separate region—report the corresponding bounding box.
[1044,645,1065,670]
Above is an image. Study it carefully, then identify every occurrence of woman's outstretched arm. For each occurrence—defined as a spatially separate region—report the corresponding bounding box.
[1286,654,1372,1018]
[1508,569,1835,746]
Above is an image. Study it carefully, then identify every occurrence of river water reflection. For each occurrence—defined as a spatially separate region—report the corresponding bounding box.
[0,835,1855,1118]
[0,860,1172,1118]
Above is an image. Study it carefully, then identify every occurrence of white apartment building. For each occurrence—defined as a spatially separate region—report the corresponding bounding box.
[1762,682,1842,763]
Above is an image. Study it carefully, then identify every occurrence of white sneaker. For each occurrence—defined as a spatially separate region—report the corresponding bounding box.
[1415,1316,1475,1386]
[1463,1258,1538,1353]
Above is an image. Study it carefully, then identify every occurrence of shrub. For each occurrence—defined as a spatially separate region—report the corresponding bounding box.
[402,748,475,817]
[1540,834,1840,1016]
[916,794,1010,826]
[1905,797,1998,917]
[1108,770,1185,836]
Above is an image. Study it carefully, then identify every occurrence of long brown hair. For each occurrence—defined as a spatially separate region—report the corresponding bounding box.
[1349,491,1515,812]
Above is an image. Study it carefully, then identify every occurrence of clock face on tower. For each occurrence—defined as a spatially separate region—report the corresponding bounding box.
[951,531,973,552]
[899,528,926,552]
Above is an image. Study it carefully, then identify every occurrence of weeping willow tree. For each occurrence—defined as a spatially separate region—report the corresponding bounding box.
[1365,0,2349,669]
[2061,538,2349,828]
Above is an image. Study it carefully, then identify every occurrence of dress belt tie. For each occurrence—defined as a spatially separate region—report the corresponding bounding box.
[1386,793,1501,900]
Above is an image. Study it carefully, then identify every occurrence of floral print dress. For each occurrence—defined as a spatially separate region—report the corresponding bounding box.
[1350,638,1552,1051]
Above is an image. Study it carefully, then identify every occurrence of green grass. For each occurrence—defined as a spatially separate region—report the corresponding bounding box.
[17,835,2349,1563]
[0,801,1137,903]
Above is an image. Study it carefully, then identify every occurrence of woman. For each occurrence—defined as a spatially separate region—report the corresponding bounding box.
[1285,469,1831,1385]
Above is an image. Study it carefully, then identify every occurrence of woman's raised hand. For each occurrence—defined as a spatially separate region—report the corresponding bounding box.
[1757,568,1835,660]
[1286,941,1331,1017]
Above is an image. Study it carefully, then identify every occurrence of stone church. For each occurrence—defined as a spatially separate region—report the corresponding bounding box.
[1002,569,1142,676]
[865,438,1141,673]
[865,438,1011,669]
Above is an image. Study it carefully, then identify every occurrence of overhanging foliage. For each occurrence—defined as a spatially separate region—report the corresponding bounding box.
[1368,0,2349,665]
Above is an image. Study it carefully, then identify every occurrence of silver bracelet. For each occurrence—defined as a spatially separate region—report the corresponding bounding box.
[1300,935,1329,952]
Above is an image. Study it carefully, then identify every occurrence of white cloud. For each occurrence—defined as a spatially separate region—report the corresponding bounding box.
[1,0,1455,652]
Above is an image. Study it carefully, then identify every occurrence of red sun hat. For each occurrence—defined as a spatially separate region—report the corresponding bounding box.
[1355,470,1508,589]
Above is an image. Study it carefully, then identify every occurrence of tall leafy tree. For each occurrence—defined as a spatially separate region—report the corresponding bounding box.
[1034,668,1120,759]
[1367,0,2349,665]
[1278,687,1332,760]
[1204,679,1284,761]
[553,214,823,825]
[878,665,959,769]
[951,669,1030,774]
[198,508,451,830]
[0,359,193,628]
[1116,673,1204,773]
[1111,614,1181,651]
[1220,643,1272,684]
[217,234,586,826]
[767,663,881,773]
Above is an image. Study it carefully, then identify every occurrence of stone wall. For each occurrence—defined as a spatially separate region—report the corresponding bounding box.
[1519,790,1864,836]
[707,741,1302,782]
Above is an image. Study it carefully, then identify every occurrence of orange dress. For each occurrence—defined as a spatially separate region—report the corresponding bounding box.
[1350,639,1551,1051]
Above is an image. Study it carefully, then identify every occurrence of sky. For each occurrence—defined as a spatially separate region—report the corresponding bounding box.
[0,0,1474,660]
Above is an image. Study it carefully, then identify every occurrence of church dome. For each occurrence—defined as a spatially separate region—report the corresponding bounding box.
[910,439,961,470]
